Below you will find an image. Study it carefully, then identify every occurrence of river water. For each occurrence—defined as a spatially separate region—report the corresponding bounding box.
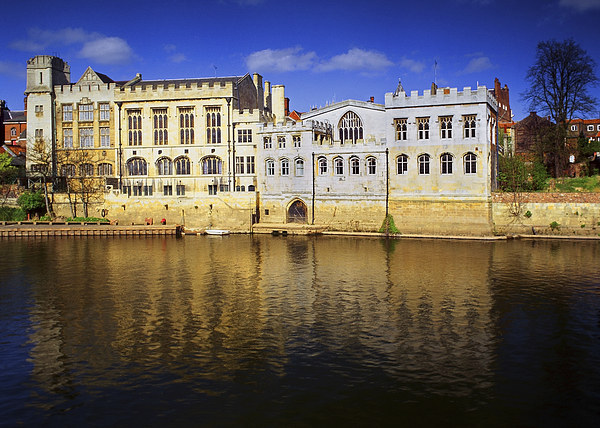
[0,235,599,426]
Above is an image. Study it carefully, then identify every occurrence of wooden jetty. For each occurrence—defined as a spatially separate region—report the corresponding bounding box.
[0,221,182,238]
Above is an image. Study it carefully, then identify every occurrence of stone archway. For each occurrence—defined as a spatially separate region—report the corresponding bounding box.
[287,199,307,223]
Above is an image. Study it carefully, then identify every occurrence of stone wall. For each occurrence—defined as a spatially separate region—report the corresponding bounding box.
[492,193,600,236]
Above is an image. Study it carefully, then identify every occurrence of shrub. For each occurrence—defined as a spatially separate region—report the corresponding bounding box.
[379,214,400,234]
[525,210,532,218]
[66,217,109,223]
[550,221,560,231]
[0,206,27,221]
[17,190,45,215]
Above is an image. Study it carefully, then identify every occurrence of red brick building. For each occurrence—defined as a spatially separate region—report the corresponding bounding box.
[1,100,27,147]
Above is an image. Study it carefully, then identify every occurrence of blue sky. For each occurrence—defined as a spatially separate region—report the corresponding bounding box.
[1,0,599,121]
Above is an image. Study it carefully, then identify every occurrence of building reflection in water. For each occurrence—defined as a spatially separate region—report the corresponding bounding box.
[18,236,600,424]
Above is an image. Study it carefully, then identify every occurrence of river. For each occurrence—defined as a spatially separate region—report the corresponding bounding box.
[1,235,599,426]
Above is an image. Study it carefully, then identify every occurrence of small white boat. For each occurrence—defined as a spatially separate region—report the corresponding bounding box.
[205,229,230,235]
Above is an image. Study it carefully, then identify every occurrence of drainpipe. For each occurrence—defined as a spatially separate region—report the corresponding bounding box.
[311,152,315,225]
[226,97,232,191]
[116,102,123,190]
[385,147,389,218]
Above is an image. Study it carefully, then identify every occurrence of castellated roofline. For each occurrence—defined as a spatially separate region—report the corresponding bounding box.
[385,85,498,110]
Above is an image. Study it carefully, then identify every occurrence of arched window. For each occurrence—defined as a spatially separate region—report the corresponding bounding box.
[61,164,76,177]
[464,152,477,174]
[202,156,222,175]
[350,156,360,175]
[295,158,305,176]
[127,157,148,176]
[440,153,454,175]
[318,157,328,175]
[338,111,363,144]
[397,154,408,175]
[10,127,17,137]
[418,154,430,175]
[98,163,113,176]
[366,157,377,175]
[440,116,452,139]
[175,156,191,175]
[80,163,94,176]
[266,159,275,176]
[334,157,344,175]
[280,158,290,176]
[156,157,173,175]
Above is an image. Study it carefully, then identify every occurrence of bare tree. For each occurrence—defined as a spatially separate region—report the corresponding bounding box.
[57,148,104,218]
[523,39,599,176]
[26,137,54,217]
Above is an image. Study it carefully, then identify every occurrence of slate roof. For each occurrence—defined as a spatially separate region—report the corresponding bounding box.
[2,110,26,122]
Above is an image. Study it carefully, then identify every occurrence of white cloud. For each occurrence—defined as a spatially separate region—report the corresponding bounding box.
[317,48,393,72]
[559,0,600,11]
[246,47,317,72]
[169,53,187,63]
[461,56,493,74]
[0,61,26,78]
[399,57,425,73]
[79,37,134,65]
[10,27,135,66]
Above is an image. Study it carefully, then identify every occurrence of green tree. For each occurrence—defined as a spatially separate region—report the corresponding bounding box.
[17,190,45,216]
[498,155,530,192]
[523,39,599,177]
[0,152,18,184]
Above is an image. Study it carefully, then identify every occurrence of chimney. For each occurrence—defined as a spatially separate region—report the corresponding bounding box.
[369,96,374,103]
[272,85,285,123]
[284,97,290,116]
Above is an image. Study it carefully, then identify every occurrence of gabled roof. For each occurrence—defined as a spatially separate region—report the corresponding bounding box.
[76,66,115,85]
[2,110,26,122]
[302,99,385,119]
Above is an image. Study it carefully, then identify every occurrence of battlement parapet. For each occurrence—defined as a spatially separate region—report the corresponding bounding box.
[55,82,116,94]
[385,85,497,110]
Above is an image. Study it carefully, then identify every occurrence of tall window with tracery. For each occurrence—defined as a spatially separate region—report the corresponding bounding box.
[334,157,344,175]
[99,104,110,121]
[128,110,142,146]
[266,159,275,176]
[417,117,430,140]
[318,157,328,175]
[350,157,360,175]
[367,157,377,175]
[394,118,407,141]
[280,158,290,176]
[98,163,113,176]
[100,127,110,147]
[63,128,73,148]
[441,153,453,174]
[463,115,476,138]
[127,157,147,176]
[79,104,93,121]
[153,108,168,145]
[418,154,431,175]
[156,157,173,175]
[202,156,222,174]
[206,107,222,144]
[464,152,477,174]
[397,154,408,174]
[79,128,93,148]
[440,116,452,139]
[63,104,73,122]
[179,108,194,144]
[175,156,191,175]
[338,111,363,144]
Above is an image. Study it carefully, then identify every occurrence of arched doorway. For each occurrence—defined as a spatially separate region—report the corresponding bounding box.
[287,199,307,223]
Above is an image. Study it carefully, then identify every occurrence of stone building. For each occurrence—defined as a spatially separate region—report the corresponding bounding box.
[25,55,499,234]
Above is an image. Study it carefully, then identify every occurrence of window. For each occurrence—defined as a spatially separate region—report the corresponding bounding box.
[318,157,327,175]
[570,124,578,131]
[100,127,110,147]
[80,163,94,176]
[395,118,407,141]
[248,185,255,191]
[293,135,301,147]
[35,129,43,139]
[99,103,110,121]
[235,156,245,174]
[418,154,431,175]
[417,117,430,140]
[179,108,194,144]
[295,158,304,176]
[263,136,272,149]
[266,159,275,176]
[98,163,113,176]
[61,164,76,177]
[440,116,452,139]
[350,156,360,175]
[334,157,344,175]
[176,184,185,196]
[280,158,290,176]
[208,185,218,195]
[238,129,252,143]
[156,157,173,175]
[63,104,73,122]
[79,128,94,148]
[597,125,600,131]
[164,185,173,196]
[278,136,286,148]
[128,110,142,146]
[246,156,255,174]
[206,107,221,144]
[463,115,476,138]
[587,124,594,132]
[367,157,377,175]
[397,154,408,175]
[153,108,168,145]
[35,105,43,114]
[202,156,222,174]
[127,157,147,176]
[79,104,93,121]
[63,128,73,148]
[338,111,363,144]
[441,153,453,175]
[10,127,17,137]
[464,152,477,174]
[175,156,191,175]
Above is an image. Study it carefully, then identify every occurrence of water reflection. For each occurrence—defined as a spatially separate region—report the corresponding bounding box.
[1,236,599,425]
